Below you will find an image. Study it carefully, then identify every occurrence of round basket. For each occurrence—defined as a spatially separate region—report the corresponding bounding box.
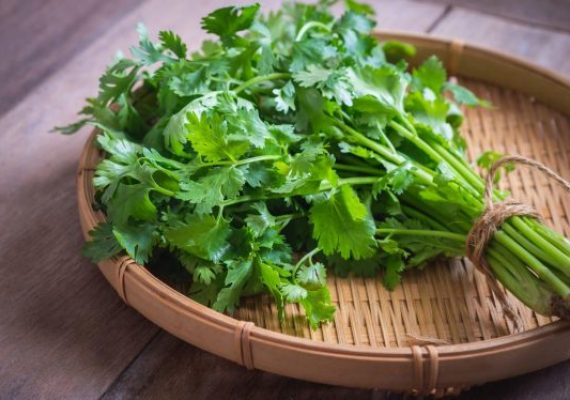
[77,31,570,397]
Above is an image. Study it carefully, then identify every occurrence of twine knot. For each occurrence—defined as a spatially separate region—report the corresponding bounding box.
[465,155,570,330]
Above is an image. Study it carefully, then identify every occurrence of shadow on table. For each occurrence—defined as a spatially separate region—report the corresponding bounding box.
[0,159,158,398]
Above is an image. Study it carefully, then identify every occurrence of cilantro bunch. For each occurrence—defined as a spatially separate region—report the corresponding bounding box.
[59,0,570,327]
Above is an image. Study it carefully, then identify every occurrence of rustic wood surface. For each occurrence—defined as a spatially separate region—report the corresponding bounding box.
[1,0,569,399]
[0,0,141,117]
[419,0,570,33]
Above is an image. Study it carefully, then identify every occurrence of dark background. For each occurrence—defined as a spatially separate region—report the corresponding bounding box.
[1,0,570,399]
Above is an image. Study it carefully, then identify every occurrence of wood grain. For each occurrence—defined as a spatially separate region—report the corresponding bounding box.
[432,7,570,77]
[100,333,379,400]
[419,0,570,33]
[0,0,166,390]
[0,0,141,118]
[102,332,570,400]
[0,158,158,399]
[459,360,570,400]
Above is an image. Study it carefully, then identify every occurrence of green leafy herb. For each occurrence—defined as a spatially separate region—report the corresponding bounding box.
[59,0,570,327]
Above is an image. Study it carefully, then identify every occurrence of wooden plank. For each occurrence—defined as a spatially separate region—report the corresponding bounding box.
[417,0,570,33]
[0,149,159,399]
[0,2,164,397]
[0,0,141,118]
[0,1,167,394]
[365,0,448,32]
[459,360,570,400]
[100,333,378,400]
[431,7,570,78]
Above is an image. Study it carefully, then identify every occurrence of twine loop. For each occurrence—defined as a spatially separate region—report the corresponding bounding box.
[411,345,450,396]
[447,39,465,77]
[466,155,570,327]
[234,321,255,370]
[118,257,137,306]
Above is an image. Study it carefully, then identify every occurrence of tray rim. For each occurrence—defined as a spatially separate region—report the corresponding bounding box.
[76,30,570,394]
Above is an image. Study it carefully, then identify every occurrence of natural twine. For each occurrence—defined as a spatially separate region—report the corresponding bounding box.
[466,155,570,330]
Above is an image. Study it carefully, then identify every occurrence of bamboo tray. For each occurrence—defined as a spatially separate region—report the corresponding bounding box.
[77,32,570,396]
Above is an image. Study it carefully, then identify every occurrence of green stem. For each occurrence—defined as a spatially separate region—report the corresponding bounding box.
[393,120,570,283]
[335,163,384,175]
[335,120,434,186]
[428,136,570,280]
[275,213,302,222]
[293,248,322,277]
[389,121,444,165]
[487,247,552,315]
[234,73,291,94]
[529,219,570,256]
[152,185,175,197]
[337,120,403,164]
[198,154,281,168]
[295,21,331,41]
[222,194,275,207]
[491,241,556,305]
[494,231,570,297]
[222,176,379,207]
[510,216,570,272]
[376,122,396,153]
[391,120,483,196]
[432,142,483,193]
[295,248,321,268]
[501,222,561,270]
[402,194,472,233]
[334,176,380,187]
[400,205,450,232]
[384,118,570,308]
[274,213,303,232]
[376,228,466,242]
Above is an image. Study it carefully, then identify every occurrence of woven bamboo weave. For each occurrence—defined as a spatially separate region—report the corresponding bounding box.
[77,32,570,395]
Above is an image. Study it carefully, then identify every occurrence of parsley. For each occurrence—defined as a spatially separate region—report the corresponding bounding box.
[310,186,376,259]
[59,0,570,326]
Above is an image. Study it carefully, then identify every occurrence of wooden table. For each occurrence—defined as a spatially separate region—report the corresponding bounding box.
[2,1,570,398]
